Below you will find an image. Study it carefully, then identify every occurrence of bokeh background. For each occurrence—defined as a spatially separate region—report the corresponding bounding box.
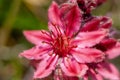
[0,0,120,80]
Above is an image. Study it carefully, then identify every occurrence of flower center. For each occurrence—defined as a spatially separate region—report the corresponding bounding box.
[52,36,72,57]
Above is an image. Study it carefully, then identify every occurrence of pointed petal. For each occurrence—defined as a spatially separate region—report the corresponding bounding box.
[19,45,52,60]
[97,62,120,80]
[95,38,117,52]
[81,16,112,31]
[106,42,120,59]
[60,3,73,18]
[59,3,74,31]
[100,38,117,50]
[48,1,61,26]
[96,0,107,6]
[74,29,108,48]
[81,17,101,31]
[63,5,81,37]
[48,1,64,35]
[71,48,105,63]
[23,30,51,45]
[34,54,58,79]
[99,17,112,29]
[95,38,117,51]
[60,57,88,77]
[89,69,103,80]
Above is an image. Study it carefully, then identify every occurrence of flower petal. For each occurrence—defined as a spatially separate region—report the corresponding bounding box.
[97,62,120,80]
[60,3,73,18]
[63,5,81,37]
[95,38,117,51]
[81,17,101,31]
[83,75,88,80]
[34,54,58,79]
[99,17,112,29]
[81,16,112,32]
[23,30,51,45]
[60,57,88,77]
[74,29,108,48]
[106,42,120,59]
[71,48,105,63]
[48,1,64,36]
[19,45,52,60]
[88,69,103,80]
[48,1,61,26]
[96,0,107,6]
[100,38,117,50]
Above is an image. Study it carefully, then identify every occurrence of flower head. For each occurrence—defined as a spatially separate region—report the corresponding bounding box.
[20,1,120,80]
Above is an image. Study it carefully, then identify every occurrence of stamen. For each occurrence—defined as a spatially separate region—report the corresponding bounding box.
[57,25,63,35]
[41,30,49,36]
[41,30,53,40]
[55,25,62,37]
[53,23,62,36]
[50,30,56,38]
[42,41,53,46]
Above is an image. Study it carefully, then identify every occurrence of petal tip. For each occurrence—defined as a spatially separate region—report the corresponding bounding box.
[23,30,31,37]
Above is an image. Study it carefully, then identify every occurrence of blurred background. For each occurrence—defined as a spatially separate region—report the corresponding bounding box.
[0,0,120,80]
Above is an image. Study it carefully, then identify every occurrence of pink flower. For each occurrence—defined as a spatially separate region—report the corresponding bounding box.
[80,16,120,60]
[79,16,120,80]
[19,1,109,80]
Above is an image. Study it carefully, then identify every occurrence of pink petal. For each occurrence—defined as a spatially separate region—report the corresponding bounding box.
[81,17,101,31]
[60,3,73,18]
[89,69,103,80]
[99,17,112,29]
[63,5,81,37]
[30,60,40,69]
[74,29,108,48]
[95,38,117,51]
[71,48,105,63]
[23,30,51,45]
[81,16,112,32]
[100,38,117,49]
[34,54,58,79]
[83,75,88,80]
[48,1,63,35]
[106,42,120,59]
[96,0,107,6]
[48,1,61,26]
[19,45,52,60]
[60,57,88,77]
[59,3,74,30]
[97,62,120,80]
